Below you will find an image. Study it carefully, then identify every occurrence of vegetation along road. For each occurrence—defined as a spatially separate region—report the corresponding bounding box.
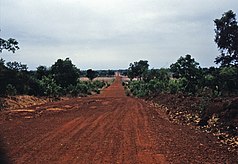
[0,75,237,163]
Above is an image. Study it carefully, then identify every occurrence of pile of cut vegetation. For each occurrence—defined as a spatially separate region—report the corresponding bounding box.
[0,96,48,111]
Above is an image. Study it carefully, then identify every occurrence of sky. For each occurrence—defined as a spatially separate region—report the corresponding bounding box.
[0,0,238,70]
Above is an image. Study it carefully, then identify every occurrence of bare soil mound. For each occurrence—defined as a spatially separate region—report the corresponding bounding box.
[148,93,238,150]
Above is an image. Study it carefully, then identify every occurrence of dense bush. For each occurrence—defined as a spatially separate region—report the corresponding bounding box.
[0,58,107,99]
[168,79,184,94]
[5,84,17,96]
[128,78,171,98]
[128,58,238,98]
[128,81,148,97]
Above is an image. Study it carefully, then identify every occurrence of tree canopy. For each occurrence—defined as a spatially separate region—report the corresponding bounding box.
[170,54,199,79]
[50,58,80,88]
[214,10,238,66]
[0,38,19,53]
[86,69,97,81]
[128,60,149,80]
[170,54,201,94]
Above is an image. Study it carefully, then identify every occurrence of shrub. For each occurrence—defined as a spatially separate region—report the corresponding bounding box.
[168,79,183,94]
[39,76,62,99]
[5,84,17,96]
[93,80,105,89]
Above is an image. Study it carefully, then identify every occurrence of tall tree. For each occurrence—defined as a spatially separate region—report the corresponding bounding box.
[50,58,79,88]
[214,10,238,66]
[170,54,201,94]
[128,60,149,80]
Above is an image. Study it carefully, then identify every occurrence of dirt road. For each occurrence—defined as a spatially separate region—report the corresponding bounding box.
[0,76,237,163]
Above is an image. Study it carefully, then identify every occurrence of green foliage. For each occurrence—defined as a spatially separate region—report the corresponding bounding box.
[50,58,79,88]
[0,38,19,53]
[1,17,238,100]
[76,82,90,94]
[127,59,238,98]
[0,60,36,96]
[107,70,115,76]
[36,66,49,80]
[6,61,28,72]
[128,60,149,80]
[168,79,183,94]
[67,80,106,97]
[93,80,106,89]
[197,67,220,96]
[214,10,238,66]
[0,56,109,98]
[128,81,148,97]
[170,54,200,79]
[128,78,170,98]
[86,69,97,81]
[0,37,108,98]
[170,54,201,94]
[39,76,62,98]
[67,82,89,97]
[5,84,17,96]
[143,69,159,82]
[219,66,238,94]
[26,77,43,96]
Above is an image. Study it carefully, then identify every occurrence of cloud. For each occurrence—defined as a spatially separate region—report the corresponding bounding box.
[1,0,238,69]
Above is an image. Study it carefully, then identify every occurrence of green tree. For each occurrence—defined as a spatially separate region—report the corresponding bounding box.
[36,66,49,80]
[26,77,43,96]
[143,68,170,85]
[0,58,6,70]
[0,37,20,96]
[6,61,28,72]
[40,76,62,99]
[5,84,17,96]
[107,70,115,76]
[214,10,238,66]
[199,67,220,96]
[219,66,238,94]
[0,38,19,53]
[128,60,149,80]
[170,54,201,94]
[86,69,97,81]
[0,60,15,96]
[168,79,183,94]
[50,58,79,88]
[0,61,32,95]
[157,68,170,82]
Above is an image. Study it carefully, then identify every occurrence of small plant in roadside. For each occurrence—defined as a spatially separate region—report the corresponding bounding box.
[197,87,214,126]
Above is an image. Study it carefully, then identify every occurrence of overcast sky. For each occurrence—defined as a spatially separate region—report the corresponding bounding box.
[1,0,238,70]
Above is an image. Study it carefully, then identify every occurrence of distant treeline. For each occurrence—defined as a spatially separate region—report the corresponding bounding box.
[80,69,127,77]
